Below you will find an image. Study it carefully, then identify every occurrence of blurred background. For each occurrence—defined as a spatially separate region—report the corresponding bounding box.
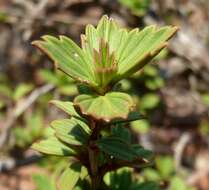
[0,0,209,190]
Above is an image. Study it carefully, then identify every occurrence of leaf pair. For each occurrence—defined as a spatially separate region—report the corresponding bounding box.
[32,15,178,94]
[32,101,90,156]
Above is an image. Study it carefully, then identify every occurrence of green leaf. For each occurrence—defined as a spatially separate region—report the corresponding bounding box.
[145,77,164,90]
[143,65,158,77]
[80,166,89,180]
[39,69,60,85]
[13,84,33,101]
[202,93,209,106]
[199,120,209,136]
[0,101,5,109]
[0,84,12,98]
[51,118,90,146]
[116,25,178,80]
[132,145,153,160]
[58,85,78,96]
[0,12,9,22]
[32,35,96,86]
[74,92,134,122]
[131,119,150,134]
[50,100,81,119]
[110,111,145,125]
[84,16,176,89]
[33,16,177,93]
[143,168,161,181]
[32,174,55,190]
[32,137,75,156]
[140,93,160,110]
[104,168,133,190]
[111,126,131,143]
[156,156,174,179]
[137,182,161,190]
[118,0,151,16]
[97,136,136,161]
[120,79,132,91]
[13,127,32,147]
[169,177,193,190]
[57,163,82,190]
[27,113,43,139]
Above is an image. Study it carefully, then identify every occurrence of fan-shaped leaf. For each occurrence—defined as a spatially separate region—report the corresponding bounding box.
[117,26,178,79]
[32,36,96,86]
[33,16,178,93]
[74,92,135,122]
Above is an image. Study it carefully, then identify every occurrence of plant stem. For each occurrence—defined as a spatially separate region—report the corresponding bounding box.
[88,144,100,190]
[88,120,103,190]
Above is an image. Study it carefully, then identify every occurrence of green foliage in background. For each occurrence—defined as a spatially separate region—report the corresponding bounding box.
[143,156,196,190]
[118,0,151,16]
[13,113,44,148]
[39,69,78,96]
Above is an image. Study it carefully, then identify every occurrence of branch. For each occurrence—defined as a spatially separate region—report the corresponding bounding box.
[0,154,42,173]
[174,132,191,170]
[0,84,54,148]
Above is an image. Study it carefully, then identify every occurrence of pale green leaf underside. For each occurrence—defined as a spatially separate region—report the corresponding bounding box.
[57,163,82,190]
[84,16,178,80]
[50,100,83,120]
[51,118,90,146]
[32,137,75,156]
[74,92,134,121]
[32,36,96,86]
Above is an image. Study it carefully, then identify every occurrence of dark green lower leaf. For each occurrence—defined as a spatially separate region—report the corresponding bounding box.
[97,137,136,161]
[132,145,153,160]
[111,126,131,143]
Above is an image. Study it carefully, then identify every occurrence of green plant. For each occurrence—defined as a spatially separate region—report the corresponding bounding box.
[12,113,44,148]
[32,15,177,189]
[143,156,196,190]
[0,80,34,103]
[32,174,56,190]
[39,69,78,96]
[118,0,151,16]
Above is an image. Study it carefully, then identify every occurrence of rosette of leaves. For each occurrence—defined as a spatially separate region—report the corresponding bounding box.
[32,16,177,190]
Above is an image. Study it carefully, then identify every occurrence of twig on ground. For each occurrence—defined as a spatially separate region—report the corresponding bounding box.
[174,132,191,170]
[0,154,42,173]
[0,84,54,149]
